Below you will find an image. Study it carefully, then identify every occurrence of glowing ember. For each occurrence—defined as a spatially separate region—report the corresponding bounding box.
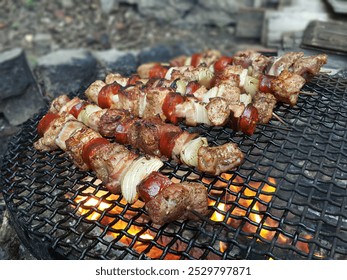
[72,175,312,259]
[208,175,312,255]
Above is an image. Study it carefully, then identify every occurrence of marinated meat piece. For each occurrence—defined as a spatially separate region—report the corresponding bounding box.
[127,119,160,156]
[34,114,75,151]
[143,87,171,119]
[206,97,231,126]
[117,86,142,115]
[271,70,306,106]
[233,50,271,77]
[65,127,101,170]
[169,55,187,67]
[168,66,214,88]
[197,49,222,67]
[267,52,304,76]
[49,95,71,114]
[129,117,182,158]
[178,182,209,221]
[86,109,108,132]
[105,73,128,86]
[253,92,277,124]
[145,182,208,225]
[198,143,244,175]
[99,109,132,138]
[216,83,241,103]
[214,65,242,87]
[292,54,328,79]
[90,143,138,194]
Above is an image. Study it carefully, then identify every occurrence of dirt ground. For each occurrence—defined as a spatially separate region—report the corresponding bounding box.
[0,0,264,65]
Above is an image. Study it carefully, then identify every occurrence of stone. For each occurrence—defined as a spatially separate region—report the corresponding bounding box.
[0,48,45,126]
[35,49,98,99]
[235,8,265,39]
[137,44,193,65]
[0,48,33,100]
[100,0,119,13]
[93,49,138,76]
[2,82,46,126]
[138,0,195,23]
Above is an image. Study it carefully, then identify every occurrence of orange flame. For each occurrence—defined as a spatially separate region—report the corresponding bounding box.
[208,174,312,255]
[73,174,312,259]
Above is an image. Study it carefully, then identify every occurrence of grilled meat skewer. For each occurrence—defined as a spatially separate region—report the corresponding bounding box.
[166,49,328,80]
[50,95,244,175]
[34,105,209,225]
[85,78,260,135]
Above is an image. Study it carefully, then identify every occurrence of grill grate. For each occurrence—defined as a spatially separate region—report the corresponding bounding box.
[1,74,347,260]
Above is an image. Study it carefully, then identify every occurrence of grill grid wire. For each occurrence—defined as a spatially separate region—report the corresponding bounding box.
[1,74,347,260]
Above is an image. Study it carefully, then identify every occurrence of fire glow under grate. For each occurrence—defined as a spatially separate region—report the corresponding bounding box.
[1,74,347,260]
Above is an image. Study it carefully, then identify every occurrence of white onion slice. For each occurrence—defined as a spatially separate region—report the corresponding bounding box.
[138,93,147,118]
[267,56,282,76]
[110,94,120,106]
[55,121,83,151]
[243,76,259,97]
[121,156,163,204]
[180,137,208,167]
[78,104,102,128]
[175,79,187,95]
[240,93,252,106]
[193,101,211,125]
[202,87,218,103]
[197,68,214,88]
[238,69,249,88]
[184,57,191,66]
[164,67,176,80]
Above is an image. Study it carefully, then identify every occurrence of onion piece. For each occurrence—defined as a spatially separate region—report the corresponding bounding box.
[180,137,208,167]
[110,93,119,105]
[121,156,163,204]
[164,67,176,80]
[267,56,282,76]
[197,68,214,88]
[240,94,252,107]
[55,121,84,150]
[138,93,147,117]
[202,87,218,103]
[186,100,211,126]
[244,76,259,97]
[175,79,187,95]
[238,69,249,88]
[78,104,102,128]
[184,57,192,66]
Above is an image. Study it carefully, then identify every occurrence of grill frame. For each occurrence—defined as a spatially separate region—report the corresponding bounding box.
[1,74,347,260]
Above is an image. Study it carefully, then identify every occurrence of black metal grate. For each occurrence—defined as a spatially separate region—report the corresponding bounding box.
[1,74,347,260]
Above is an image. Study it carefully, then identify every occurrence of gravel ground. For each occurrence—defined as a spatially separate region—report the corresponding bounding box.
[0,0,261,66]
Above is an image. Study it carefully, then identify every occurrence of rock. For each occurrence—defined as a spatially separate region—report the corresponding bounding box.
[61,0,74,9]
[137,0,195,23]
[0,48,33,100]
[35,49,98,99]
[2,82,46,126]
[183,0,242,27]
[0,48,45,126]
[100,0,119,13]
[93,49,138,76]
[137,44,193,64]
